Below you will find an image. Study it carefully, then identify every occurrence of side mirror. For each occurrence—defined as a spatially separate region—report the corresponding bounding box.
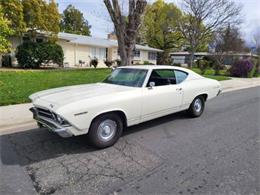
[148,81,155,89]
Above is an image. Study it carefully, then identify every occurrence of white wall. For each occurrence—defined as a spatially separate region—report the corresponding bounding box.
[58,40,107,68]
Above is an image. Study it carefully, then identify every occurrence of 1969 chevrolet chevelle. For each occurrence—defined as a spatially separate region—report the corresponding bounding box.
[30,65,221,148]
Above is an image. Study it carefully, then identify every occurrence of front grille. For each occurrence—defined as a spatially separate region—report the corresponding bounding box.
[36,107,55,120]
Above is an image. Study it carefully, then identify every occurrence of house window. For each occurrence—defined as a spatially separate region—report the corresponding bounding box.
[148,52,157,60]
[133,49,140,57]
[91,47,106,60]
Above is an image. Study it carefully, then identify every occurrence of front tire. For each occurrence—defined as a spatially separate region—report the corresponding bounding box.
[187,96,205,117]
[88,113,123,148]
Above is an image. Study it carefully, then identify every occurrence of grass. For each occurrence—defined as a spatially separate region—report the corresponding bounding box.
[0,67,231,106]
[191,67,231,81]
[0,68,111,106]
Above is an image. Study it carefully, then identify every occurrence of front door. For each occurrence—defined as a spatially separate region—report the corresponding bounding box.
[141,69,183,122]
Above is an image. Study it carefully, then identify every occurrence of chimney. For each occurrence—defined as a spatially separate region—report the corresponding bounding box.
[107,32,117,40]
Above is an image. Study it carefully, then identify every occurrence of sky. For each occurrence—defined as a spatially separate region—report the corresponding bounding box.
[56,0,260,46]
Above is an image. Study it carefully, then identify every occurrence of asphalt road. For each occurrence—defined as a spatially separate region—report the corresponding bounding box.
[0,87,259,195]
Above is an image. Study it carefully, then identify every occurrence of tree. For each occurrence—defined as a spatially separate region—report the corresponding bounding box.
[22,0,60,41]
[215,25,246,53]
[104,0,147,66]
[0,0,26,35]
[60,4,91,36]
[140,0,183,64]
[44,0,60,39]
[0,5,14,54]
[179,0,241,67]
[210,25,247,75]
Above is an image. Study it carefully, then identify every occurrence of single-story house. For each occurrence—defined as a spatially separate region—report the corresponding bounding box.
[2,32,162,68]
[170,51,258,66]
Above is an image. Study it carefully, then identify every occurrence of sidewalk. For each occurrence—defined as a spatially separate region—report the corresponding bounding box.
[0,77,259,133]
[220,77,260,92]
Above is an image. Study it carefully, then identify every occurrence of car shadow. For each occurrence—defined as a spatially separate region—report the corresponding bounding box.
[0,111,189,167]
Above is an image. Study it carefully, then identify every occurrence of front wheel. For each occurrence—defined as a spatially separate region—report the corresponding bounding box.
[88,113,123,148]
[187,96,205,117]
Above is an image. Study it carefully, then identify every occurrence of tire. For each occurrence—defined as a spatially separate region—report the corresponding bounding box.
[88,113,123,148]
[187,96,205,117]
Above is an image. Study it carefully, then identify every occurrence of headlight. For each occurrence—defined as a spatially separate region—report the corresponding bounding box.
[53,113,70,126]
[56,115,64,124]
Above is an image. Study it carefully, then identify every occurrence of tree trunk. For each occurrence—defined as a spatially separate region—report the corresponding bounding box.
[158,51,170,65]
[104,0,147,66]
[189,49,195,68]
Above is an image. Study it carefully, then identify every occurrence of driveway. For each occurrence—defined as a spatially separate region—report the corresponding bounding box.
[0,87,259,195]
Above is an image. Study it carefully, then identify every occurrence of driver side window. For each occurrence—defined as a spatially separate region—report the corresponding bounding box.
[147,69,176,87]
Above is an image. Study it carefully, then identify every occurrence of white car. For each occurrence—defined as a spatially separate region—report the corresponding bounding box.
[29,65,221,148]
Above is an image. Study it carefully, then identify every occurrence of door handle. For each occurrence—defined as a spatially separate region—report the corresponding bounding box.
[176,88,182,91]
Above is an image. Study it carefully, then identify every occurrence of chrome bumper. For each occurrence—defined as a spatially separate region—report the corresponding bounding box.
[30,107,73,138]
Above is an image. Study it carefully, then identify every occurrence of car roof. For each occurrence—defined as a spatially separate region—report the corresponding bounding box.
[118,65,190,72]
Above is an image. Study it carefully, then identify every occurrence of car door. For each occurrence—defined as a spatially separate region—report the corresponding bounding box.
[141,69,184,122]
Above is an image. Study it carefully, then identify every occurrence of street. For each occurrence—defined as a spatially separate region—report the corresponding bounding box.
[0,87,259,195]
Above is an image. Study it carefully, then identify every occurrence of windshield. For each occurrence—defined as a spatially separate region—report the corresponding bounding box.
[103,68,148,87]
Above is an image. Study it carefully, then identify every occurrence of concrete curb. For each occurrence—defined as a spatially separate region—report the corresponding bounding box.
[0,103,33,131]
[0,78,259,133]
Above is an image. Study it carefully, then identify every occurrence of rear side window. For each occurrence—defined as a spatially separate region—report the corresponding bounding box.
[148,69,176,86]
[174,70,188,84]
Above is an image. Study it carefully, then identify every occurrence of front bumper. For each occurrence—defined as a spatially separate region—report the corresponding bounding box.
[30,107,73,138]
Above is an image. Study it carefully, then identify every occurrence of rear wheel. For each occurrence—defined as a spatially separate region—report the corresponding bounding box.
[187,96,205,117]
[88,113,123,148]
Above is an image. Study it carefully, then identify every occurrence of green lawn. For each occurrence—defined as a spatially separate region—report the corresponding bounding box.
[0,67,230,106]
[0,69,111,106]
[191,68,231,81]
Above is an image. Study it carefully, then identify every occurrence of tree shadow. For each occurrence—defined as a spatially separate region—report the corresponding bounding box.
[0,111,189,167]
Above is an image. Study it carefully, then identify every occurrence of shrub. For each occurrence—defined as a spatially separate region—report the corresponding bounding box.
[252,58,260,77]
[38,42,64,66]
[104,60,113,68]
[115,59,121,66]
[248,64,256,78]
[172,63,181,67]
[16,41,64,68]
[203,56,217,68]
[90,58,98,68]
[1,54,12,67]
[230,59,254,78]
[16,42,38,68]
[196,59,209,75]
[143,60,154,65]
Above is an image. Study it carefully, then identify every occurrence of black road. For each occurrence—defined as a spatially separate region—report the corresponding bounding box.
[0,87,259,195]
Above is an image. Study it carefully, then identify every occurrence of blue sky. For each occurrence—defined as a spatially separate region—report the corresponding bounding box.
[56,0,260,45]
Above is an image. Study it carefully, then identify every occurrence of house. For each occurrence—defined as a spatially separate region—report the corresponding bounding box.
[2,32,162,68]
[170,51,258,66]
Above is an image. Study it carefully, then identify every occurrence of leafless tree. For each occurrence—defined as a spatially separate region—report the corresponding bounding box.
[179,0,242,68]
[104,0,147,66]
[210,25,249,75]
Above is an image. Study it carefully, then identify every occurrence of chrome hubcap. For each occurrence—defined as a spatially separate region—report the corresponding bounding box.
[97,119,117,141]
[194,98,202,112]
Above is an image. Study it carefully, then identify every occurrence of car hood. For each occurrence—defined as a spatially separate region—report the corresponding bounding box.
[30,83,133,110]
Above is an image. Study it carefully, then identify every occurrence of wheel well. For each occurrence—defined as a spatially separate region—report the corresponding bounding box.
[91,111,127,129]
[199,94,208,101]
